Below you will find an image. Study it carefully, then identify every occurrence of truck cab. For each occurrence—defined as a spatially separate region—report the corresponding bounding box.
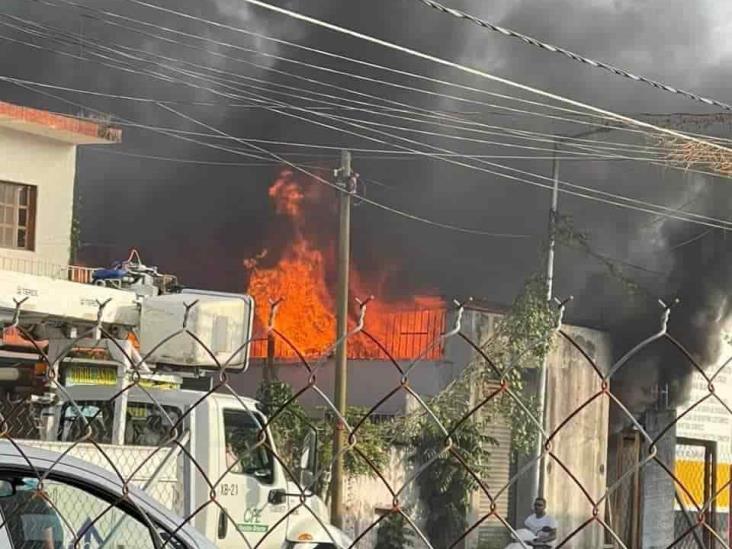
[1,267,350,547]
[45,384,347,548]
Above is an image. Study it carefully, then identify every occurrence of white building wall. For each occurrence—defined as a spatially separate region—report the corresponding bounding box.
[344,447,426,548]
[0,126,77,272]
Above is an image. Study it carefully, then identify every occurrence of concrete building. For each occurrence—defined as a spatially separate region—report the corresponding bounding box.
[0,100,120,278]
[232,304,612,548]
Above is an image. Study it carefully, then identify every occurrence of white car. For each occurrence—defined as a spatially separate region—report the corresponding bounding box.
[0,441,216,548]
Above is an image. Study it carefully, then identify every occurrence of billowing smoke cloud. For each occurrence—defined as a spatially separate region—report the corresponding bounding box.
[606,180,732,427]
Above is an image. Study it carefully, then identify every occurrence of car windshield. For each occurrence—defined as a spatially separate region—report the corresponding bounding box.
[0,473,196,548]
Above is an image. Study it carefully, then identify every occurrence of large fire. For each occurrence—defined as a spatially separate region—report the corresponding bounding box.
[246,170,445,360]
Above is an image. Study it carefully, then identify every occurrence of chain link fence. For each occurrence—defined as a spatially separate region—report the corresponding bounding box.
[0,292,729,548]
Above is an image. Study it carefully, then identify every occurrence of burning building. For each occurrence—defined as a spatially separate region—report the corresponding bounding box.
[244,169,446,363]
[230,169,612,548]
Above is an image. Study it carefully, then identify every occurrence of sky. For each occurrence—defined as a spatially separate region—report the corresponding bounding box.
[0,0,731,328]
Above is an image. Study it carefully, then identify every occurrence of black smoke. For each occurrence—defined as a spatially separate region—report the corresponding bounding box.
[605,181,732,427]
[1,0,731,389]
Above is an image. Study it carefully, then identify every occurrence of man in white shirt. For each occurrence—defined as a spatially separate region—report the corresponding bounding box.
[524,497,558,547]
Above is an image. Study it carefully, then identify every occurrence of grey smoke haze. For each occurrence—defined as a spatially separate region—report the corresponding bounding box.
[1,0,731,408]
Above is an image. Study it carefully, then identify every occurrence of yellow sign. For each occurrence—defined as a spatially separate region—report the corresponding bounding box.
[65,365,116,386]
[64,366,179,390]
[675,459,730,511]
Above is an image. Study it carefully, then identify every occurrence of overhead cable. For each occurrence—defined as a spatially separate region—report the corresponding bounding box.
[4,19,729,226]
[156,103,534,238]
[5,78,528,239]
[0,19,672,161]
[0,32,641,162]
[113,0,647,126]
[4,18,726,191]
[232,0,732,155]
[27,1,732,149]
[411,0,732,112]
[259,95,732,228]
[0,12,667,157]
[89,148,672,166]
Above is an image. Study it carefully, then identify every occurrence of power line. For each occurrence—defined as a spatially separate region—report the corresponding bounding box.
[46,0,732,149]
[7,27,730,172]
[5,65,720,168]
[5,19,730,229]
[155,103,536,238]
[5,78,530,239]
[0,19,677,163]
[0,74,429,113]
[0,30,664,163]
[15,0,732,153]
[41,0,623,127]
[87,32,731,232]
[113,0,687,137]
[7,15,732,197]
[233,0,732,155]
[38,5,721,188]
[110,0,641,123]
[411,0,732,112]
[14,46,732,231]
[161,98,732,231]
[88,148,672,165]
[113,44,732,225]
[14,69,731,232]
[0,14,671,159]
[141,43,727,229]
[669,228,713,251]
[31,0,732,154]
[262,97,732,229]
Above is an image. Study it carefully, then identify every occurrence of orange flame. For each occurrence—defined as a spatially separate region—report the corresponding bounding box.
[246,170,445,360]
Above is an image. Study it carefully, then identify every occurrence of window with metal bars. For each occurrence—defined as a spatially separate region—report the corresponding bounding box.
[0,181,36,251]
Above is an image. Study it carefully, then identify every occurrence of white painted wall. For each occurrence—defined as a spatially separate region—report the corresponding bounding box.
[343,447,426,548]
[0,126,77,272]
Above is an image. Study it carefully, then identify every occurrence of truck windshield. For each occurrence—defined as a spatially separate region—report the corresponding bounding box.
[59,400,182,446]
[223,409,274,484]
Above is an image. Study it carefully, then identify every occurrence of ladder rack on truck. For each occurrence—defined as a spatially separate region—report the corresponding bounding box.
[0,266,350,548]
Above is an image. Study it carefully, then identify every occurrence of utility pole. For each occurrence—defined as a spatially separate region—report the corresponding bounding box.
[330,150,356,526]
[530,142,560,499]
[528,112,729,500]
[530,127,616,500]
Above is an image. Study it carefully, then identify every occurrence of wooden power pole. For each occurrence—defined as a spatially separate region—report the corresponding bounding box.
[330,150,356,526]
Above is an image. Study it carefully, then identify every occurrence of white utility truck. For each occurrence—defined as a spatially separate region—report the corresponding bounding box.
[0,263,349,548]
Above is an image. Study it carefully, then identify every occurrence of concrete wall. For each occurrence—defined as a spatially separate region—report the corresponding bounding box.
[230,358,451,415]
[232,310,611,548]
[0,126,76,270]
[542,325,612,548]
[641,409,676,549]
[456,312,611,548]
[343,446,426,548]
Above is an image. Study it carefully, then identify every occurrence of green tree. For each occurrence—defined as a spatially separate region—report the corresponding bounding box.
[255,380,389,496]
[410,410,496,548]
[388,274,558,547]
[255,379,309,471]
[374,511,415,549]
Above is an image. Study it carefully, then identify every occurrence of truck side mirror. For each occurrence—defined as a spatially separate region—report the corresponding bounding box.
[268,488,287,505]
[298,427,318,489]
